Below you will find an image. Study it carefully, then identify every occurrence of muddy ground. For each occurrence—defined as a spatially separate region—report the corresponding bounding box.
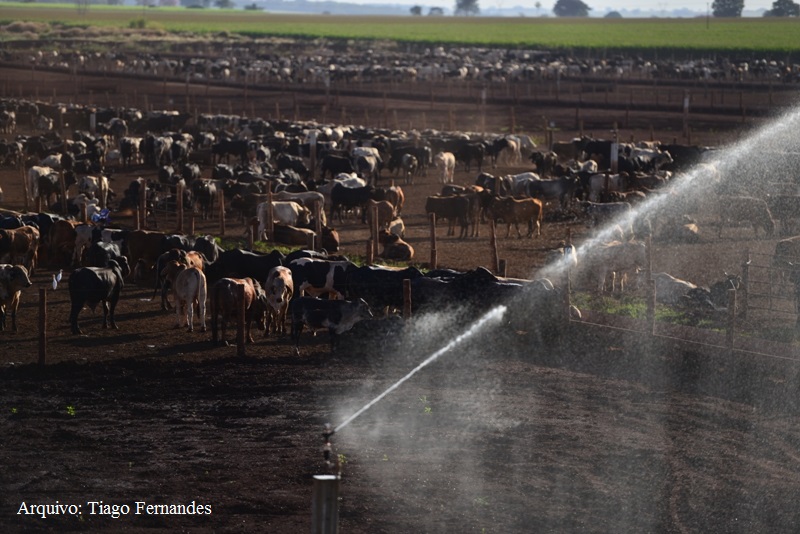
[2,49,800,533]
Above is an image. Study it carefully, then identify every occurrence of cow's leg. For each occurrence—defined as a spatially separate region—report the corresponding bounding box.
[70,300,84,335]
[329,328,338,353]
[108,295,119,329]
[187,298,194,332]
[11,309,17,332]
[291,320,303,354]
[198,298,206,333]
[175,299,184,329]
[101,301,110,329]
[0,307,5,331]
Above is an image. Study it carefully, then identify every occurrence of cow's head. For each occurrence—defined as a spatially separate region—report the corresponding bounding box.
[8,265,32,290]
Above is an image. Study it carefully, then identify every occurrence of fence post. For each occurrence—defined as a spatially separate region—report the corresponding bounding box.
[498,259,507,278]
[489,220,499,274]
[429,213,437,270]
[741,248,750,320]
[176,181,184,234]
[139,181,147,230]
[38,288,47,365]
[237,283,246,357]
[21,165,29,212]
[59,171,67,215]
[727,289,737,355]
[266,190,274,243]
[371,204,379,258]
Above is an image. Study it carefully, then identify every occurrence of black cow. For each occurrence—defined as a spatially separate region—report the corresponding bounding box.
[345,265,424,312]
[320,154,355,180]
[84,241,123,267]
[454,142,485,172]
[330,183,375,224]
[191,180,217,220]
[289,296,373,354]
[205,248,285,285]
[276,153,309,180]
[68,257,130,335]
[425,195,471,238]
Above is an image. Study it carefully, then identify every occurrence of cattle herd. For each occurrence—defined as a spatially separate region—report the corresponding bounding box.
[2,65,800,358]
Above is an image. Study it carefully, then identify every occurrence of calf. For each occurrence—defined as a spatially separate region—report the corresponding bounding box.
[486,196,543,238]
[264,266,294,336]
[209,277,267,345]
[378,230,414,261]
[0,264,32,332]
[433,151,456,184]
[289,296,372,354]
[68,257,130,334]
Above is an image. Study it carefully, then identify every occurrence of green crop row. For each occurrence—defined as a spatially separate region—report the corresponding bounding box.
[2,3,800,53]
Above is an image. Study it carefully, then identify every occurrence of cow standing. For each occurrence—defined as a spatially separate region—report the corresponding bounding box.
[0,264,32,332]
[68,257,130,335]
[210,277,267,345]
[264,266,294,336]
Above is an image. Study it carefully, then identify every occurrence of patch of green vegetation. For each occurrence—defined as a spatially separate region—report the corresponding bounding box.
[1,4,800,53]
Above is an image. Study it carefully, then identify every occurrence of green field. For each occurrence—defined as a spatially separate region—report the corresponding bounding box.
[1,3,800,53]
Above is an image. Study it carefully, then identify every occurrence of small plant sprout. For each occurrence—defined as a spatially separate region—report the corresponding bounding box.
[419,395,432,414]
[382,454,389,462]
[66,405,76,417]
[11,407,18,414]
[338,453,347,466]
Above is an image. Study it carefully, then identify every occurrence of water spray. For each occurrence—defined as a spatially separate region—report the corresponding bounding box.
[312,305,508,533]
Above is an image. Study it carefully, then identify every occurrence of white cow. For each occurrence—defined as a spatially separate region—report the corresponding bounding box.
[651,272,699,306]
[582,240,647,292]
[77,175,110,208]
[272,190,327,226]
[264,266,294,336]
[434,151,456,184]
[26,166,56,205]
[257,201,311,241]
[172,265,207,332]
[587,173,627,203]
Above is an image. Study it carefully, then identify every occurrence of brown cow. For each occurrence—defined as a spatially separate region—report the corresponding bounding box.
[378,230,415,261]
[126,230,167,282]
[48,219,81,268]
[486,196,543,238]
[366,199,396,229]
[0,226,40,274]
[209,277,267,345]
[0,264,33,332]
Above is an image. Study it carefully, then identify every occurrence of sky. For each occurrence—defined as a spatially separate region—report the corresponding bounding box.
[330,0,774,15]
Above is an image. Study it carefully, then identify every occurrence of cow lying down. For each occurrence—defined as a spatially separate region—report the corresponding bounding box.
[290,296,372,355]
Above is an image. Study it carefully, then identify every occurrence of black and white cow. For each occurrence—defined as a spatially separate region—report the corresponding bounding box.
[289,296,372,354]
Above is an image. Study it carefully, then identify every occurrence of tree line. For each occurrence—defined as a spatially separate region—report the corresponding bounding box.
[408,0,800,17]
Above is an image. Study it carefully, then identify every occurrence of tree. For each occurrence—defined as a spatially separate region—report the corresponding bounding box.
[604,10,622,17]
[428,6,445,15]
[214,0,234,7]
[553,0,591,17]
[711,0,744,17]
[535,1,542,14]
[764,0,800,16]
[454,0,480,16]
[410,5,423,15]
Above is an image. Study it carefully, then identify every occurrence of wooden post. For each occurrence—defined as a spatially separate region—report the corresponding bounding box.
[307,232,315,252]
[498,259,507,278]
[80,203,88,224]
[727,289,737,354]
[21,165,29,212]
[38,288,47,365]
[366,236,374,265]
[371,204,379,258]
[314,202,322,248]
[490,220,499,274]
[189,211,195,236]
[133,207,140,231]
[59,171,67,215]
[219,191,225,236]
[266,189,274,243]
[176,182,184,234]
[429,213,437,269]
[139,181,147,230]
[236,283,246,357]
[251,217,260,246]
[247,218,255,250]
[741,249,750,320]
[403,278,412,320]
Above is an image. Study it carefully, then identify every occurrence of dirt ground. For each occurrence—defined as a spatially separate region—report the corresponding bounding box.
[2,50,800,533]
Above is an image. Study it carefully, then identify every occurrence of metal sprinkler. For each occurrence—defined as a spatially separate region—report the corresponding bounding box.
[312,424,341,534]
